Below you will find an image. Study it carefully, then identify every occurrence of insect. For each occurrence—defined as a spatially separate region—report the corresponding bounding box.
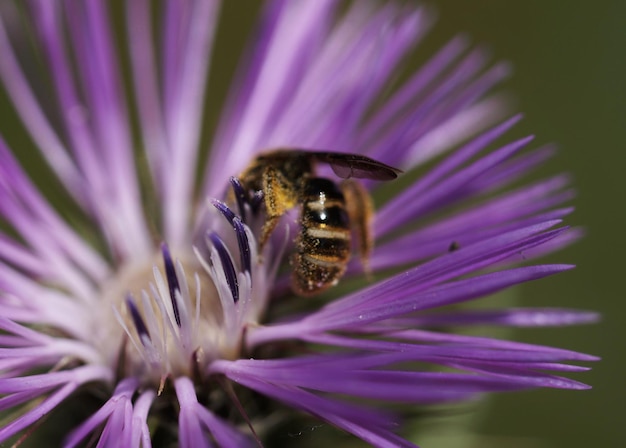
[235,149,401,296]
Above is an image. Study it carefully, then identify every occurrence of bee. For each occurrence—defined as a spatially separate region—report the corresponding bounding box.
[235,149,401,296]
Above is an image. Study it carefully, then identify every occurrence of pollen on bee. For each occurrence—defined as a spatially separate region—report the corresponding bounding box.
[234,149,400,296]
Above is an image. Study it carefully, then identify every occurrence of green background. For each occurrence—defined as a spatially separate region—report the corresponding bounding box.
[0,1,622,447]
[422,1,623,447]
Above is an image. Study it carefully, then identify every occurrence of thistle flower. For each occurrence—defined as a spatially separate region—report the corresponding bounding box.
[0,1,597,447]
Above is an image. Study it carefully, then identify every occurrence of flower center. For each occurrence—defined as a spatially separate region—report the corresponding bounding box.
[93,227,263,386]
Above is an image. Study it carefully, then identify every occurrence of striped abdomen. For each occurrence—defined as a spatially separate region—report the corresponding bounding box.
[292,178,351,295]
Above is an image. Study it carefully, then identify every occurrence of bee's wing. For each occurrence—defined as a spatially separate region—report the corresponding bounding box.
[314,152,402,181]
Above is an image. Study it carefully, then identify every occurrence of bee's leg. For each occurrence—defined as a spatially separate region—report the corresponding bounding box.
[260,166,298,248]
[340,179,374,275]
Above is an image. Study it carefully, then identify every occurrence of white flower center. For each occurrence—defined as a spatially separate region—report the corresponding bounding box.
[92,231,267,386]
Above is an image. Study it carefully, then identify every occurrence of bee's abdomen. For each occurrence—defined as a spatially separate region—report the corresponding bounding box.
[292,178,351,295]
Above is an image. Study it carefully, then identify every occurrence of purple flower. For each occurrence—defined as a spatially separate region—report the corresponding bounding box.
[0,1,597,447]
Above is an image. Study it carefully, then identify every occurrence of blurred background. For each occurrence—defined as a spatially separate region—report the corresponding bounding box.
[0,1,622,447]
[421,1,623,447]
